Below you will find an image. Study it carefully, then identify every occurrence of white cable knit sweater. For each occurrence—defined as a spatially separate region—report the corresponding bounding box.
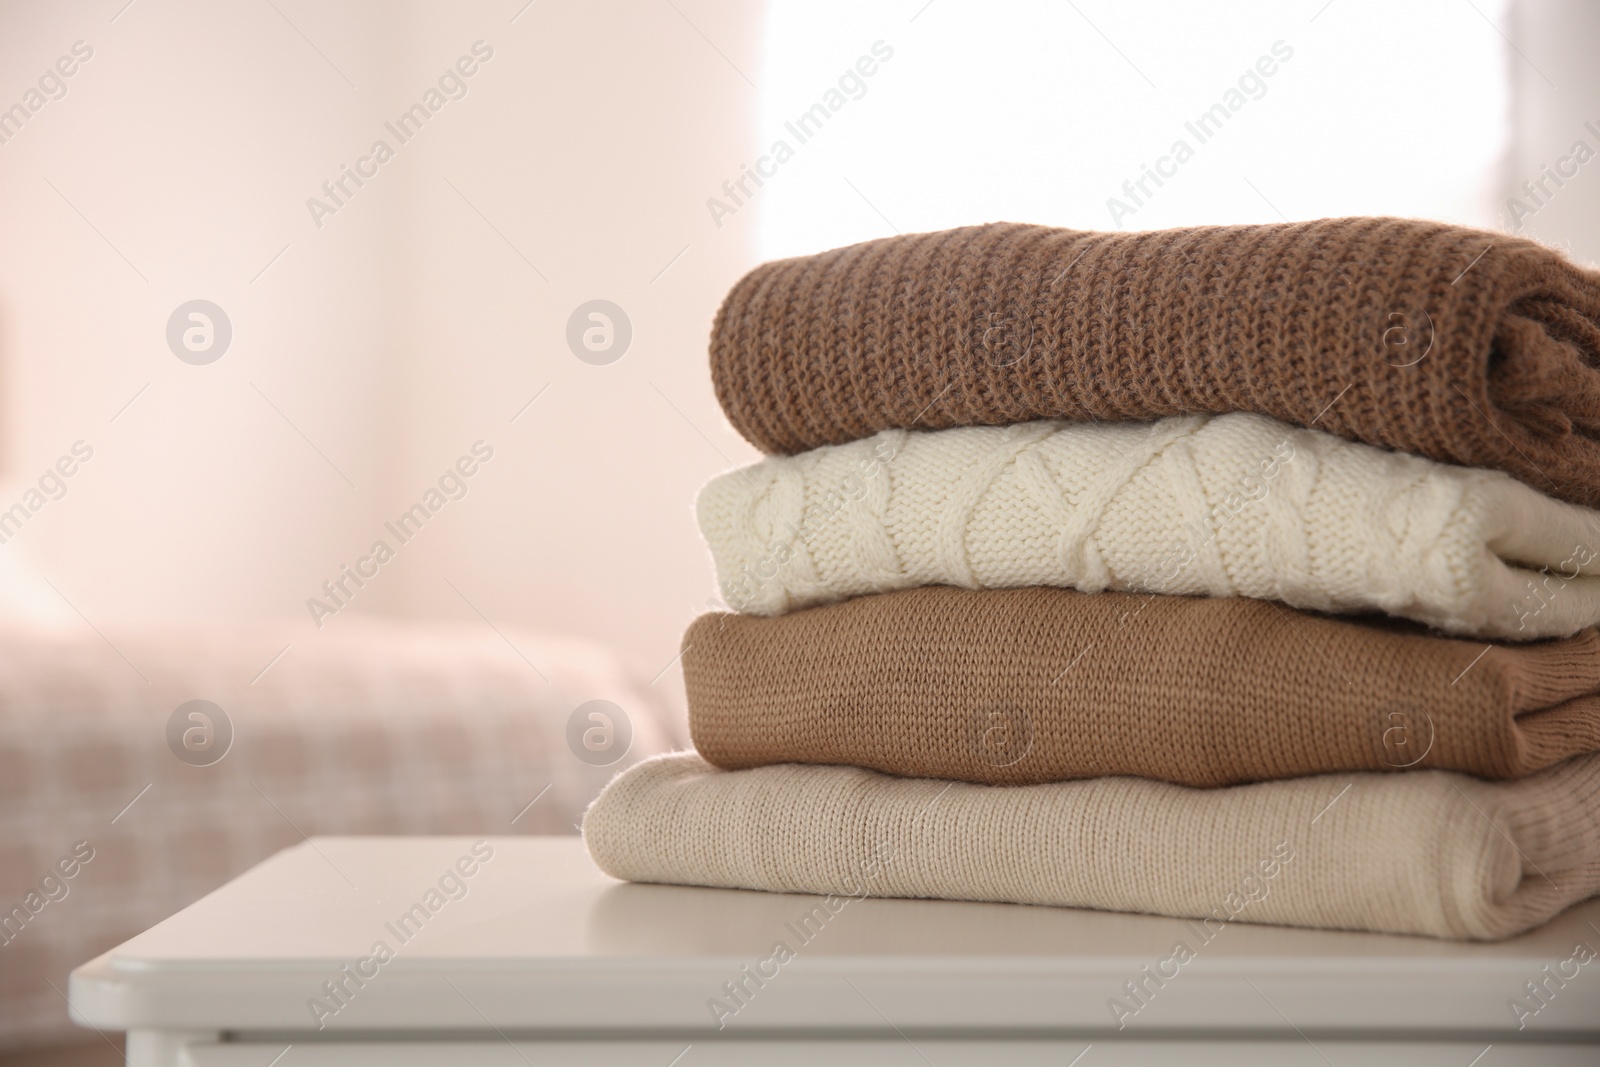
[583,752,1600,941]
[697,413,1600,640]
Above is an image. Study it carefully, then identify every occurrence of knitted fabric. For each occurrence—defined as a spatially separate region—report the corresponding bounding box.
[582,751,1600,941]
[684,586,1600,787]
[709,218,1600,508]
[697,412,1600,640]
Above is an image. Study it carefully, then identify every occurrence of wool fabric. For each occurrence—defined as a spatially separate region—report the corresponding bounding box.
[684,586,1600,787]
[697,412,1600,639]
[582,751,1600,941]
[709,218,1600,508]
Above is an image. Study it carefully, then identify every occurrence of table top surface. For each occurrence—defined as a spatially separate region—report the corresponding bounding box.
[70,836,1600,1038]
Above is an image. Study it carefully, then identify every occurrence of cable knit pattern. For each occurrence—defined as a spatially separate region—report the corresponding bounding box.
[709,218,1600,509]
[583,751,1600,941]
[698,412,1600,640]
[684,587,1600,787]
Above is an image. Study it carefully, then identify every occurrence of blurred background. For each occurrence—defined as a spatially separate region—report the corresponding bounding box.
[0,0,1597,1062]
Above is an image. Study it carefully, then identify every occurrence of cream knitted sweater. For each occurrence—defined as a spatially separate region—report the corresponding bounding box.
[698,413,1600,639]
[583,752,1600,940]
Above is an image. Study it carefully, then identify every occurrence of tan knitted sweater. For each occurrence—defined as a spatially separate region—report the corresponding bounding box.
[583,751,1600,940]
[710,218,1600,507]
[684,587,1600,787]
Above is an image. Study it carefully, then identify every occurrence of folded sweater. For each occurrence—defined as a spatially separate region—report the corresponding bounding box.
[685,586,1600,787]
[698,412,1600,639]
[709,218,1600,508]
[582,751,1600,940]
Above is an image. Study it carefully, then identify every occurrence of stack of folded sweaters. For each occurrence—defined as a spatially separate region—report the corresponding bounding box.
[585,218,1600,940]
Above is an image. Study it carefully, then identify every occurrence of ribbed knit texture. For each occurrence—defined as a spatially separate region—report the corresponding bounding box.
[710,218,1600,508]
[698,412,1600,639]
[583,751,1600,941]
[685,587,1600,787]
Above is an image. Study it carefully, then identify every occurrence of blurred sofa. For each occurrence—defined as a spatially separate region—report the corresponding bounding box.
[0,613,681,1057]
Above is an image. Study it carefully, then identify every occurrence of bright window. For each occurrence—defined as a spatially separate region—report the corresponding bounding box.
[756,0,1510,260]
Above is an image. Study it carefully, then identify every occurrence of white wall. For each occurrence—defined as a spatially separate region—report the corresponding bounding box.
[0,0,762,710]
[756,0,1512,259]
[0,0,1594,712]
[370,0,762,703]
[0,0,407,629]
[1508,0,1600,266]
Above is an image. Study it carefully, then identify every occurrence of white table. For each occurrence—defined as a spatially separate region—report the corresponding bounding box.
[70,837,1600,1065]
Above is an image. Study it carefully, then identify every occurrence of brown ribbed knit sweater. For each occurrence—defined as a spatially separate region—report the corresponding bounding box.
[684,586,1600,787]
[710,218,1600,506]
